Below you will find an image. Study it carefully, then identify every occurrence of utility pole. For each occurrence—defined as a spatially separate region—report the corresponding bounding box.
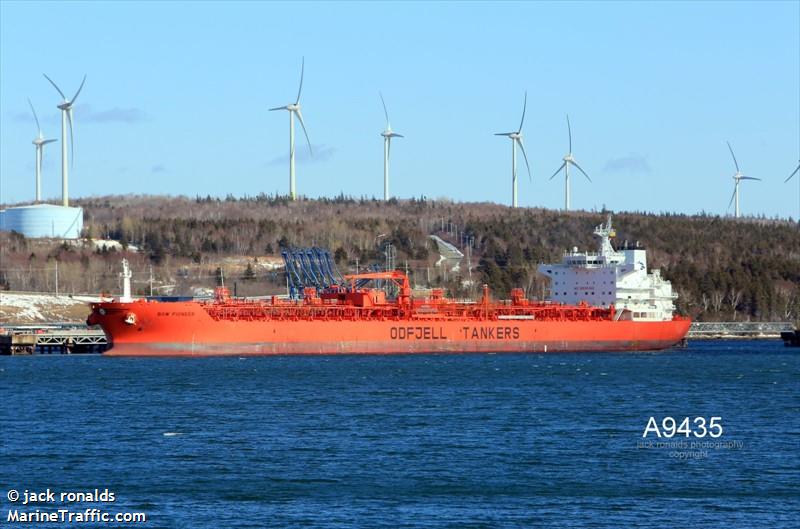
[466,243,472,281]
[149,265,154,297]
[355,258,359,275]
[55,260,59,296]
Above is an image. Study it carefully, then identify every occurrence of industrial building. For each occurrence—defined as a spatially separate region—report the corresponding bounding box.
[0,203,83,239]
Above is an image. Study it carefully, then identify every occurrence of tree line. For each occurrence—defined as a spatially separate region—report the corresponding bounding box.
[1,194,798,322]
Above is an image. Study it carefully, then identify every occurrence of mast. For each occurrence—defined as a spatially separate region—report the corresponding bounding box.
[593,214,616,256]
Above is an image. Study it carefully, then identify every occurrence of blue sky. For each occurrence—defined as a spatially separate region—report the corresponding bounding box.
[1,1,798,218]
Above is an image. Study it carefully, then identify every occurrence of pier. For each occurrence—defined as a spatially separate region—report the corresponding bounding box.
[688,321,794,339]
[0,324,108,355]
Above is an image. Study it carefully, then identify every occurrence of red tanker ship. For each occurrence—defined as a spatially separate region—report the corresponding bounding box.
[88,274,689,356]
[87,217,691,356]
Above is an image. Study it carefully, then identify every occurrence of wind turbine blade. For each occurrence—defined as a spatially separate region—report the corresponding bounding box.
[726,141,740,172]
[68,107,75,166]
[71,74,87,103]
[268,105,287,111]
[549,161,567,180]
[738,176,760,181]
[516,138,531,181]
[380,92,390,128]
[42,139,58,145]
[494,132,514,136]
[295,109,312,156]
[567,114,572,153]
[517,91,527,133]
[28,98,42,133]
[570,160,592,182]
[727,187,736,210]
[43,73,66,100]
[295,57,305,105]
[391,133,404,138]
[785,165,800,183]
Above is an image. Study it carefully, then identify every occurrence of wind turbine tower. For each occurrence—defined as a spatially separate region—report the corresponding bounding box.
[43,74,86,208]
[380,93,403,201]
[27,99,57,203]
[786,159,800,221]
[270,58,312,200]
[725,141,760,218]
[549,115,591,210]
[495,92,531,208]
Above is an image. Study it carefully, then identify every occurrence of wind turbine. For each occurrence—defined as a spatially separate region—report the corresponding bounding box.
[725,141,760,218]
[549,115,591,210]
[43,74,86,208]
[380,93,403,201]
[786,158,800,221]
[270,58,312,200]
[27,98,57,203]
[495,92,531,208]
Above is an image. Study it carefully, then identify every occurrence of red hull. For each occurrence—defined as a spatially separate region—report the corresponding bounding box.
[89,298,691,356]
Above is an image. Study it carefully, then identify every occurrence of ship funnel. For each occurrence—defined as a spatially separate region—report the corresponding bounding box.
[120,259,133,302]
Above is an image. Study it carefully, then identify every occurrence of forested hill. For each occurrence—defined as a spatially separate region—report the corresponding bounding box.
[2,194,799,322]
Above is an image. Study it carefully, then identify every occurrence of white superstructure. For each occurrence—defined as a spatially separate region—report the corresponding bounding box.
[537,215,677,321]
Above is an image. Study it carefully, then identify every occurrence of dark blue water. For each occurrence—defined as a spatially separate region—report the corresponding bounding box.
[2,341,799,528]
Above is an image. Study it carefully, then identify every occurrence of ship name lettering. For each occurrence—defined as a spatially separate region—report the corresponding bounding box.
[461,326,520,340]
[390,326,447,340]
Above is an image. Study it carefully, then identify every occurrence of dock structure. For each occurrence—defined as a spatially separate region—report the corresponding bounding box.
[687,322,794,339]
[0,325,108,355]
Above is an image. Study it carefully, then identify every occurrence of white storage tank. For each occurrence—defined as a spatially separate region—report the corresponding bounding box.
[0,203,84,239]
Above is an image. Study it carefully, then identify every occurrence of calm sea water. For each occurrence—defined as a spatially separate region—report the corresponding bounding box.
[2,341,799,528]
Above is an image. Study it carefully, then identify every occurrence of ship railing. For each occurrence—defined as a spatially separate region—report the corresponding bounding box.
[200,301,615,323]
[562,250,625,258]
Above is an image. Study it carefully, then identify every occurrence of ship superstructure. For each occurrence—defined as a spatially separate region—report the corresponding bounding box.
[537,215,677,321]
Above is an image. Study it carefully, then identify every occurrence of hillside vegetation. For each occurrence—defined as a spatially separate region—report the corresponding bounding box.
[1,194,798,322]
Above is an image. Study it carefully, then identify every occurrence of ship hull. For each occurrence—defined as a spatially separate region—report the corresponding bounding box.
[90,301,691,357]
